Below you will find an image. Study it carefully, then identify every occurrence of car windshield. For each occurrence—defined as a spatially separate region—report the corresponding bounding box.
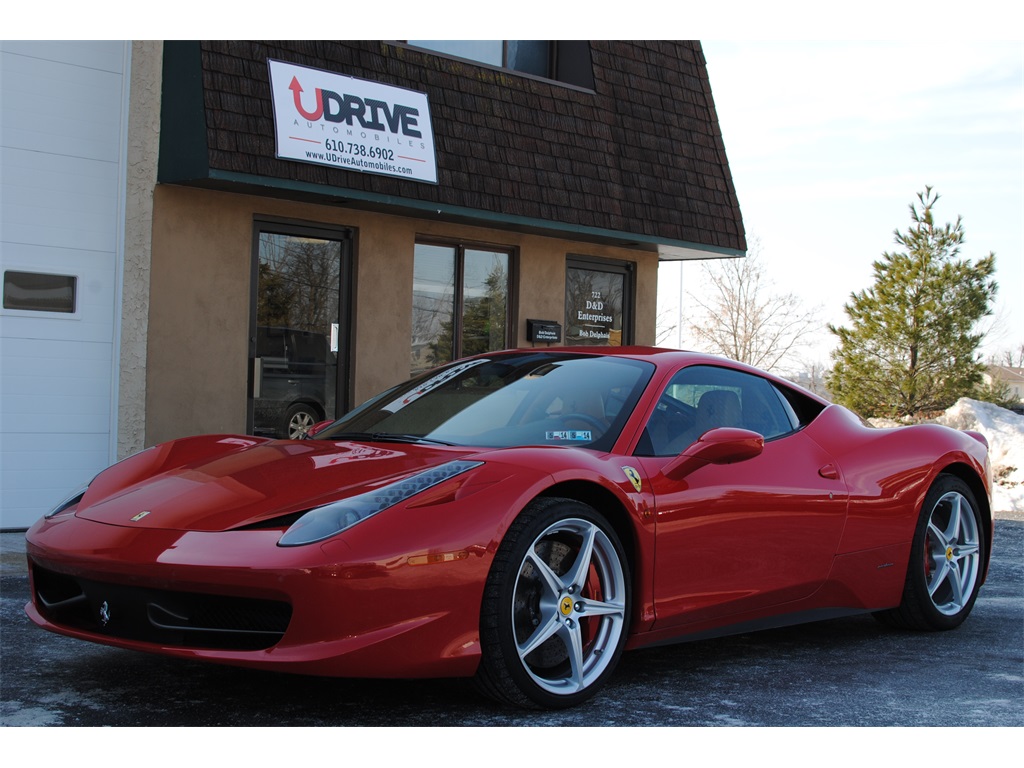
[314,352,654,451]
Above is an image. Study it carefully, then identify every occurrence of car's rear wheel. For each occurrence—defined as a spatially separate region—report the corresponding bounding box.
[875,474,985,631]
[476,497,630,708]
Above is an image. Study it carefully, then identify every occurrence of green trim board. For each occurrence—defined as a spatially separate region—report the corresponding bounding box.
[177,168,745,260]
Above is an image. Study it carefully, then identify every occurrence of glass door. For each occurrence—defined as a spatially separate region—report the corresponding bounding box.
[564,256,634,346]
[249,224,351,439]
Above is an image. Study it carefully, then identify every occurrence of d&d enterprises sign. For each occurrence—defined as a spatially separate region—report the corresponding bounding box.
[268,59,438,184]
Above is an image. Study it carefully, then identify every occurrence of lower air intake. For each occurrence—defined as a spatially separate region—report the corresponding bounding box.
[31,563,292,651]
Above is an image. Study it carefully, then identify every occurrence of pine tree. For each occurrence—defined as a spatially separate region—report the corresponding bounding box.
[827,188,997,418]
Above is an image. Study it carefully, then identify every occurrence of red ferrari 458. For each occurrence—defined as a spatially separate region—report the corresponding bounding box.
[25,348,992,708]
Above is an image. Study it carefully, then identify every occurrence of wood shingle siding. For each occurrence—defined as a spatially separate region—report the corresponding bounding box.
[161,40,744,255]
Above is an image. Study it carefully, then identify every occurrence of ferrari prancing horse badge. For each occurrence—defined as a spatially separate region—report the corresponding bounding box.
[622,466,643,493]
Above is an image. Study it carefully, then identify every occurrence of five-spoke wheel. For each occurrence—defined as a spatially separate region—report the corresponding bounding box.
[476,498,630,708]
[875,474,986,631]
[922,488,982,617]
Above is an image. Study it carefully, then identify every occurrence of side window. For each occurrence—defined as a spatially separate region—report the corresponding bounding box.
[636,365,798,457]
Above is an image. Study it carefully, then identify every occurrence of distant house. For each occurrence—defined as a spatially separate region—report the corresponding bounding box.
[985,365,1024,412]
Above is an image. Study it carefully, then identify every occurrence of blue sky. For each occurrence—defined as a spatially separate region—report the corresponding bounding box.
[659,39,1024,366]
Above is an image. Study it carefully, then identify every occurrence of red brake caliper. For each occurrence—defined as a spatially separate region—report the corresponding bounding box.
[581,564,602,649]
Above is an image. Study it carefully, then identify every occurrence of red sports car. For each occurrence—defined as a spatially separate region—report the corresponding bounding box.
[25,348,992,708]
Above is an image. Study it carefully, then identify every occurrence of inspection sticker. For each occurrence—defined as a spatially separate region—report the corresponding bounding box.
[545,431,592,441]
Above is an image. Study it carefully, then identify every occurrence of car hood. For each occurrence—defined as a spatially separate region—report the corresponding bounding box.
[75,437,480,532]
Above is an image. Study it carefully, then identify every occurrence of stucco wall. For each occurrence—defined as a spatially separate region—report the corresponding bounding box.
[118,40,162,459]
[146,186,659,446]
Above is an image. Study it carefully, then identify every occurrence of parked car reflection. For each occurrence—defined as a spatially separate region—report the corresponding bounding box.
[254,326,336,439]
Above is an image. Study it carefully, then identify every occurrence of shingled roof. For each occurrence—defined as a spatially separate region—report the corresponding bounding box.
[159,40,746,256]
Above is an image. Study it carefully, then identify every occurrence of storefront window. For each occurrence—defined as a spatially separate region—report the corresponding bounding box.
[564,258,633,346]
[411,242,511,376]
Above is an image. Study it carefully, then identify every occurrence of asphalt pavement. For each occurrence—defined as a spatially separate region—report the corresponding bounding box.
[2,513,1022,727]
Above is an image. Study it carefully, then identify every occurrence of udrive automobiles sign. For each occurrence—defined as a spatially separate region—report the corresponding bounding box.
[268,59,438,184]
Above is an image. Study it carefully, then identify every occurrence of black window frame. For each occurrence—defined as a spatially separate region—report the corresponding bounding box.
[399,41,595,91]
[564,255,636,347]
[247,217,355,435]
[411,238,517,376]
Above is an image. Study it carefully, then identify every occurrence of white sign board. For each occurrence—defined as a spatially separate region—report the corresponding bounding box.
[268,59,437,184]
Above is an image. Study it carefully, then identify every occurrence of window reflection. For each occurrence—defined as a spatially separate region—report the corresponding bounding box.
[254,232,341,438]
[3,271,76,313]
[407,41,551,78]
[411,243,511,376]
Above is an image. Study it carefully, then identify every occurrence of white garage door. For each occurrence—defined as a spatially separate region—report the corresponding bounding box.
[1,41,129,529]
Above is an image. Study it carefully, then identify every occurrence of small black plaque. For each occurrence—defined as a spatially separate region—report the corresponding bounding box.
[526,319,562,343]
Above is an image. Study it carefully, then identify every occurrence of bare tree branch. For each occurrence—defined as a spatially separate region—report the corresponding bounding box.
[686,239,822,373]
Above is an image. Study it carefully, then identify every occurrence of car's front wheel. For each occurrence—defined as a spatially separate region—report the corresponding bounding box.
[876,474,985,631]
[476,497,630,708]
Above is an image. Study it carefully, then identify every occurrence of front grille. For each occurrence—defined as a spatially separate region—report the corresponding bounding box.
[32,563,292,651]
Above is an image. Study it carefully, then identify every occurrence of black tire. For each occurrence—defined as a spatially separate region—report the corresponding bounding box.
[874,474,985,631]
[283,403,320,440]
[475,497,630,709]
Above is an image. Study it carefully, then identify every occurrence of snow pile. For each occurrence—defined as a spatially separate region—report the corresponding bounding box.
[933,398,1024,513]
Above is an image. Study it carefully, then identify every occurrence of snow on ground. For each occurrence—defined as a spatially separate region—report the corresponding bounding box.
[933,398,1024,514]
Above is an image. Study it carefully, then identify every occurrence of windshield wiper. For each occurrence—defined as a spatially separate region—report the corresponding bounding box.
[326,432,457,446]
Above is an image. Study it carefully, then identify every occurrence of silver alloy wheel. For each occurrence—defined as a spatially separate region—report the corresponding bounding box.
[923,490,981,616]
[511,517,627,696]
[288,409,316,439]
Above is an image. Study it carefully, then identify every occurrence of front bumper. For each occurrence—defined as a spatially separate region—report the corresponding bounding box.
[25,513,491,678]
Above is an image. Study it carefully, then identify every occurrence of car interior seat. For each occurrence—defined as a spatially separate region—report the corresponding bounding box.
[695,389,742,433]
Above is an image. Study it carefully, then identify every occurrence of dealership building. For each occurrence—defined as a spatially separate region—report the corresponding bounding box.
[0,40,745,529]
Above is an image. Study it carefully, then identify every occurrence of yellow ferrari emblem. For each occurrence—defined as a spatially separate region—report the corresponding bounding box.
[622,466,643,493]
[560,596,574,616]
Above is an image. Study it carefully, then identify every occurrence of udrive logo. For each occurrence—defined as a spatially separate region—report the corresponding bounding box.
[269,59,438,183]
[287,75,423,138]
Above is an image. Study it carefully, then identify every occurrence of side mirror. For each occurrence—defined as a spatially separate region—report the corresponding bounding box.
[663,427,764,480]
[305,420,334,439]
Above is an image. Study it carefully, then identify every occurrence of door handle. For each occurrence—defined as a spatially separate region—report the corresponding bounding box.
[252,357,262,398]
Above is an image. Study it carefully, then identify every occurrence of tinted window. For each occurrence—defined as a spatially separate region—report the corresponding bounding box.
[411,243,510,376]
[407,41,552,78]
[3,271,76,313]
[637,365,798,457]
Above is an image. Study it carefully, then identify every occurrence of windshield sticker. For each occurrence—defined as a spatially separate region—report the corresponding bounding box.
[622,466,643,493]
[382,359,489,413]
[545,430,592,442]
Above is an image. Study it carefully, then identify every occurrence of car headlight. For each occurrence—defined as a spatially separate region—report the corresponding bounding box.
[278,460,483,547]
